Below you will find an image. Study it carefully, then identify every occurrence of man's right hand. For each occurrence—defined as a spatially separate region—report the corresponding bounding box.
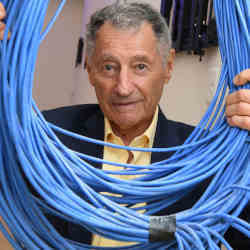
[0,2,9,40]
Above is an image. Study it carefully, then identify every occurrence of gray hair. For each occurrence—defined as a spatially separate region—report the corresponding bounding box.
[85,1,172,66]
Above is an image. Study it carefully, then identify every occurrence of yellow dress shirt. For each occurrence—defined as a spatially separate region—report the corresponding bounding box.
[92,107,159,247]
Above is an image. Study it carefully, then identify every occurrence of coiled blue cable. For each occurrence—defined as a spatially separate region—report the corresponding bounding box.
[0,0,249,249]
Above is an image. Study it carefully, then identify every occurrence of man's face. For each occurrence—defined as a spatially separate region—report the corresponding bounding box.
[86,22,173,132]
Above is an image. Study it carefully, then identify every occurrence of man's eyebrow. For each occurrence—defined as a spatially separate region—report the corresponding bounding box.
[99,54,153,63]
[100,53,119,62]
[132,55,153,63]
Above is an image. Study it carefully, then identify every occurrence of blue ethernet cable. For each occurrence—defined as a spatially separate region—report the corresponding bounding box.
[0,0,249,249]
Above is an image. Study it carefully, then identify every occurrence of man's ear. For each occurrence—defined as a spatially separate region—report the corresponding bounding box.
[164,48,175,84]
[85,56,95,86]
[84,56,90,72]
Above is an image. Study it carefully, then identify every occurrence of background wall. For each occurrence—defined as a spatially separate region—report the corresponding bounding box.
[0,0,222,249]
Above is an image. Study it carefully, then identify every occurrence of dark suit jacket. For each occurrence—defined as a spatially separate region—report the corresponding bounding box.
[43,104,249,249]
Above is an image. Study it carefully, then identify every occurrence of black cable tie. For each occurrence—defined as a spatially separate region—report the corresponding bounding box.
[149,215,176,242]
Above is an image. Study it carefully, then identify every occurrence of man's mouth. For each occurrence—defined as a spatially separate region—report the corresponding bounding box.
[113,100,140,106]
[112,101,139,110]
[115,102,136,106]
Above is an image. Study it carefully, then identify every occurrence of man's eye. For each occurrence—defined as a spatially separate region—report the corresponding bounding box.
[136,64,147,71]
[104,64,114,71]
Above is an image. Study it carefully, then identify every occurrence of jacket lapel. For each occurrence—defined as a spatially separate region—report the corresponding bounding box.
[151,108,174,163]
[151,107,194,164]
[77,106,105,169]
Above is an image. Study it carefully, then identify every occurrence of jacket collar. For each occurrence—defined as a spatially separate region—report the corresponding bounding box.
[79,105,105,169]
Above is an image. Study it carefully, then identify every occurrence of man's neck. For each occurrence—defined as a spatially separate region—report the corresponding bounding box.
[110,118,153,146]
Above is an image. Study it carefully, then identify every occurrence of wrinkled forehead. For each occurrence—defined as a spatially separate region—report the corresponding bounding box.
[96,20,155,38]
[94,22,159,57]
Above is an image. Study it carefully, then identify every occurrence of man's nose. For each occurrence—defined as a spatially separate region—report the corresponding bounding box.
[115,67,134,96]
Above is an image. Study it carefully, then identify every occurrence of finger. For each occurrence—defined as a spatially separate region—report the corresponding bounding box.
[226,89,250,105]
[0,2,6,20]
[226,102,250,117]
[233,69,250,86]
[227,116,250,130]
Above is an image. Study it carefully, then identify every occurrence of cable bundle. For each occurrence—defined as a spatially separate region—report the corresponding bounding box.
[161,0,218,60]
[0,0,249,249]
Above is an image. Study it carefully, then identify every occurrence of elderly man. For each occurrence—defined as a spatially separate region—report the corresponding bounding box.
[0,1,250,249]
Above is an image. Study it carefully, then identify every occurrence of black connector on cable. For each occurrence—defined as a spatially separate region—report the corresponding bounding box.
[149,215,176,242]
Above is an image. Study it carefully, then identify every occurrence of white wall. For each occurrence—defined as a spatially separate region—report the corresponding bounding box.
[33,0,84,109]
[161,48,221,125]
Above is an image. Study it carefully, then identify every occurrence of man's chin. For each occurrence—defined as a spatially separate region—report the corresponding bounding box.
[111,115,140,131]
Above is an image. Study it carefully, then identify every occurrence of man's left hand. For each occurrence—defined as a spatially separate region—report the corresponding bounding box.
[226,69,250,130]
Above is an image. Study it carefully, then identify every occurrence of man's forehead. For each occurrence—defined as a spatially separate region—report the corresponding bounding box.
[95,22,157,50]
[96,21,155,39]
[89,21,161,64]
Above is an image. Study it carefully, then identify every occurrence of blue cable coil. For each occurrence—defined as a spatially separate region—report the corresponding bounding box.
[0,0,249,249]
